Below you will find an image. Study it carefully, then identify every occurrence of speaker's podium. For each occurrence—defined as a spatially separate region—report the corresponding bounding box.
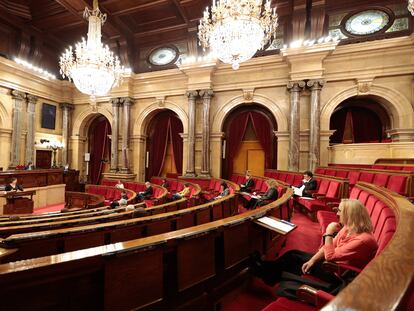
[2,190,35,214]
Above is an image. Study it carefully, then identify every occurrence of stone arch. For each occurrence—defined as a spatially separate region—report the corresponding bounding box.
[211,93,288,133]
[321,85,414,131]
[133,101,188,137]
[72,105,113,137]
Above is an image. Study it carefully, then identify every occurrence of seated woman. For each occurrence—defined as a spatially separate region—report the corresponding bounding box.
[115,180,124,189]
[171,183,190,201]
[5,177,24,192]
[251,199,378,293]
[213,182,230,200]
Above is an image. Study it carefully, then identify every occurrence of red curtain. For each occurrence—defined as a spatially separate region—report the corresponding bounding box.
[224,112,250,178]
[147,115,170,178]
[250,111,272,168]
[89,119,110,184]
[170,116,183,174]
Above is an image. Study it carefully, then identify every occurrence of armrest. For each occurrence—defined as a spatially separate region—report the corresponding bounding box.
[297,285,334,308]
[322,261,362,275]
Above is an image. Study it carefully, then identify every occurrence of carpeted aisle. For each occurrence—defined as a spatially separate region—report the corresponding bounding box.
[33,203,65,214]
[219,210,322,311]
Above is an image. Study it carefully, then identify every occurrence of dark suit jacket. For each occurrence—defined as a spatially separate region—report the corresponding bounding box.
[5,184,23,191]
[241,178,254,192]
[260,187,278,201]
[141,186,153,198]
[297,178,317,197]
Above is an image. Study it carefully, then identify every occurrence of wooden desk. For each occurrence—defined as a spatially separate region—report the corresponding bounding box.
[1,191,35,214]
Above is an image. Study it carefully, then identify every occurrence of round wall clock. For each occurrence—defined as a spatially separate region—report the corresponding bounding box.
[344,9,391,36]
[148,46,179,66]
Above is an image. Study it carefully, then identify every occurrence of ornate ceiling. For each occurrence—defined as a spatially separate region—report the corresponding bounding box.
[0,0,410,76]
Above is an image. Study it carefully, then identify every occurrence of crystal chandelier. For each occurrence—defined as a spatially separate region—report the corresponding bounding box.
[409,0,414,15]
[59,0,123,100]
[198,0,278,70]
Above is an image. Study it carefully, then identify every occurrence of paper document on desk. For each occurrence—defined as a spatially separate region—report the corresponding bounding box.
[292,185,305,196]
[256,216,296,234]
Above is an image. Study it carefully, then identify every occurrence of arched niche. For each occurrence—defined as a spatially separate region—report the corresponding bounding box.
[144,109,184,179]
[72,106,113,138]
[220,104,278,178]
[133,101,188,137]
[321,85,414,131]
[329,96,391,144]
[212,93,288,133]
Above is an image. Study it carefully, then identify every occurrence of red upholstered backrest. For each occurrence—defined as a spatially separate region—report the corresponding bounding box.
[325,169,336,176]
[261,182,269,192]
[359,172,375,183]
[348,171,360,186]
[169,180,177,192]
[365,196,379,216]
[229,187,235,195]
[214,180,222,192]
[237,175,246,184]
[285,174,295,186]
[373,174,389,187]
[402,166,414,172]
[176,183,184,191]
[357,191,371,206]
[208,179,216,190]
[278,173,287,182]
[386,175,408,195]
[349,187,362,199]
[335,170,349,178]
[230,175,239,182]
[326,181,340,198]
[373,208,396,255]
[316,179,330,195]
[293,175,303,186]
[255,179,263,191]
[315,167,325,174]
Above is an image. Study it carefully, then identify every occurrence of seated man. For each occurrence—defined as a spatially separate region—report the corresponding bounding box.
[5,177,24,192]
[292,170,317,197]
[246,183,278,209]
[251,199,378,298]
[138,182,153,201]
[240,173,254,193]
[171,183,190,201]
[110,191,128,209]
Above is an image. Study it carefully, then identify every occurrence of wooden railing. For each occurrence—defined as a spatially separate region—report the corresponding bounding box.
[65,191,105,209]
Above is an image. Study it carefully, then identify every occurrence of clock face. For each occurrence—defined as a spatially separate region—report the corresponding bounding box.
[345,10,390,35]
[148,47,178,66]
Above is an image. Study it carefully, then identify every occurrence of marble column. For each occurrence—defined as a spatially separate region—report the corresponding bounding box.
[307,80,324,172]
[9,90,26,168]
[120,97,134,173]
[110,98,120,172]
[185,90,198,177]
[60,103,74,166]
[287,81,305,172]
[199,89,213,177]
[25,94,38,164]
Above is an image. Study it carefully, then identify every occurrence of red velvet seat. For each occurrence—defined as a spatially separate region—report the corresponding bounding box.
[255,179,264,192]
[358,172,374,184]
[385,175,408,195]
[372,174,389,187]
[315,168,325,174]
[316,210,338,233]
[285,174,295,186]
[334,170,348,178]
[325,169,336,176]
[348,171,360,187]
[261,297,317,311]
[279,173,287,182]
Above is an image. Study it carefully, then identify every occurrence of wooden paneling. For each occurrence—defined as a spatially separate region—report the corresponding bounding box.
[233,141,265,176]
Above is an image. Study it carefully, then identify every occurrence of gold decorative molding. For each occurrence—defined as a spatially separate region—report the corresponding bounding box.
[356,78,374,94]
[242,88,255,102]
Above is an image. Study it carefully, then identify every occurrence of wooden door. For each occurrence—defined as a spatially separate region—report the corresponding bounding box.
[233,141,265,176]
[36,150,52,169]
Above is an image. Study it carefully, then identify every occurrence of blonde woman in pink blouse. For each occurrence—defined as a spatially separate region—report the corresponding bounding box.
[251,199,378,289]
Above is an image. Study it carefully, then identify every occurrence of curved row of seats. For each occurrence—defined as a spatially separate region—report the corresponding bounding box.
[86,185,137,206]
[0,191,238,263]
[150,177,202,205]
[329,162,414,172]
[316,166,413,196]
[65,191,105,209]
[0,188,293,311]
[263,182,413,311]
